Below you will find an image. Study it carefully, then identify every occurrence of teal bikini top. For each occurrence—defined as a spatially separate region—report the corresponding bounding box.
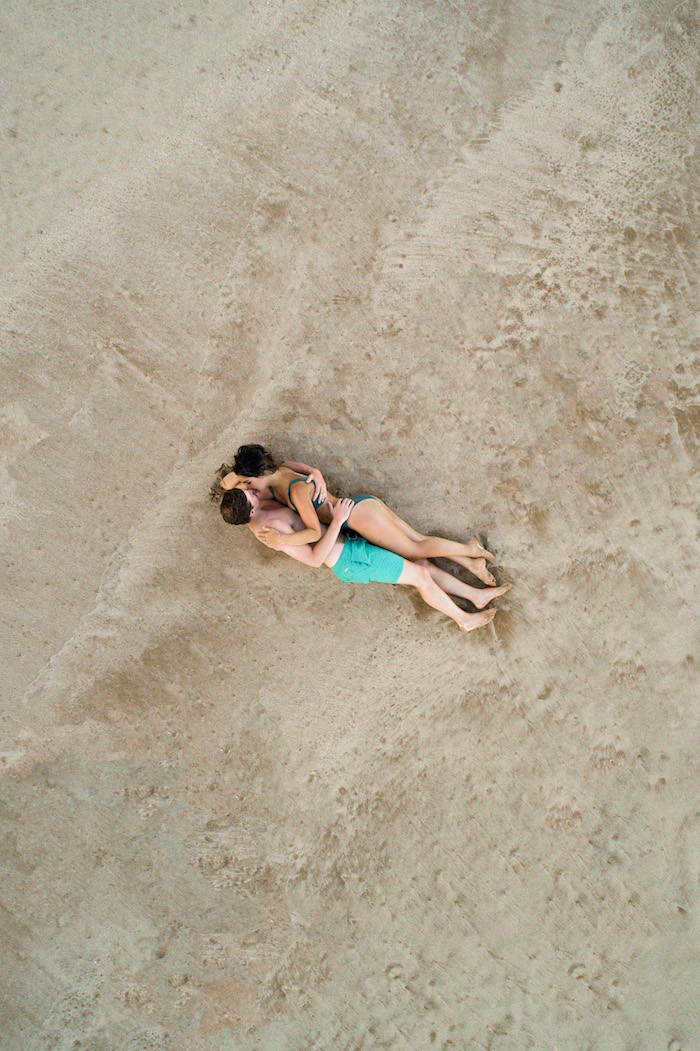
[286,476,325,514]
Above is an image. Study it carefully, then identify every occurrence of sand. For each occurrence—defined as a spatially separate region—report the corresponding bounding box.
[1,0,698,1047]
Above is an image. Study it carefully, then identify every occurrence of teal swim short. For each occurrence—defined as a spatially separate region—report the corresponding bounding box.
[331,535,403,585]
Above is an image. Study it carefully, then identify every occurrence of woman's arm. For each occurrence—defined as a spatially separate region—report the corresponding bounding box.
[259,480,324,547]
[281,459,316,474]
[280,460,327,503]
[277,500,354,568]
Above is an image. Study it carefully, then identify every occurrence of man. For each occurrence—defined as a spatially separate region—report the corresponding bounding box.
[219,487,508,634]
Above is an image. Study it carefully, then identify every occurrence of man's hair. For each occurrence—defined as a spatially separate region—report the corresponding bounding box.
[233,443,278,477]
[220,488,252,525]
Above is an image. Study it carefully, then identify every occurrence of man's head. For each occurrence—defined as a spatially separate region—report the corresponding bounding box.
[220,487,258,525]
[233,444,278,478]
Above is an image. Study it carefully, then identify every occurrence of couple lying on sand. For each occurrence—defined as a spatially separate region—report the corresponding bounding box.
[211,444,510,634]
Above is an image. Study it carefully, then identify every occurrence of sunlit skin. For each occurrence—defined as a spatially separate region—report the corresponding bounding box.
[238,489,509,635]
[220,461,497,586]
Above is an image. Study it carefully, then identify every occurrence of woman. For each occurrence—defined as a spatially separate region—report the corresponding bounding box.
[212,444,498,586]
[219,487,509,634]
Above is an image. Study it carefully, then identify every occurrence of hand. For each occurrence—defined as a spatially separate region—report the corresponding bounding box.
[331,498,355,524]
[258,527,286,550]
[305,469,327,504]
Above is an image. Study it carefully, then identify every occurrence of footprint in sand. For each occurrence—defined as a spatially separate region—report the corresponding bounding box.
[546,800,582,831]
[590,736,626,770]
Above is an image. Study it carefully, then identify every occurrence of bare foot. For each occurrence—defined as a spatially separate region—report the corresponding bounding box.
[471,582,511,609]
[458,608,496,633]
[468,557,497,586]
[465,538,494,561]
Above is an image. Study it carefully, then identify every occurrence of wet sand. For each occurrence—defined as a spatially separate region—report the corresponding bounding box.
[1,1,699,1047]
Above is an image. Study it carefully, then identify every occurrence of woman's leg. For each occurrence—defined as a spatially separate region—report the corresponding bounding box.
[396,560,496,633]
[371,504,496,583]
[414,559,510,609]
[447,556,496,586]
[348,499,495,568]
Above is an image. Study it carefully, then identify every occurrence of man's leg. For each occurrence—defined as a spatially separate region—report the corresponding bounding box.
[413,559,510,608]
[395,560,496,633]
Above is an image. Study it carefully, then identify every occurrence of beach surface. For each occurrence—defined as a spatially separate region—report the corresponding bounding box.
[1,1,699,1047]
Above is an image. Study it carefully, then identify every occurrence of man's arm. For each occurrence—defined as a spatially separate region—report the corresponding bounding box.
[276,500,354,568]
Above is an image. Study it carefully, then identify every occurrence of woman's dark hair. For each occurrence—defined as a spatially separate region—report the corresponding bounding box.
[233,443,278,477]
[220,488,252,525]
